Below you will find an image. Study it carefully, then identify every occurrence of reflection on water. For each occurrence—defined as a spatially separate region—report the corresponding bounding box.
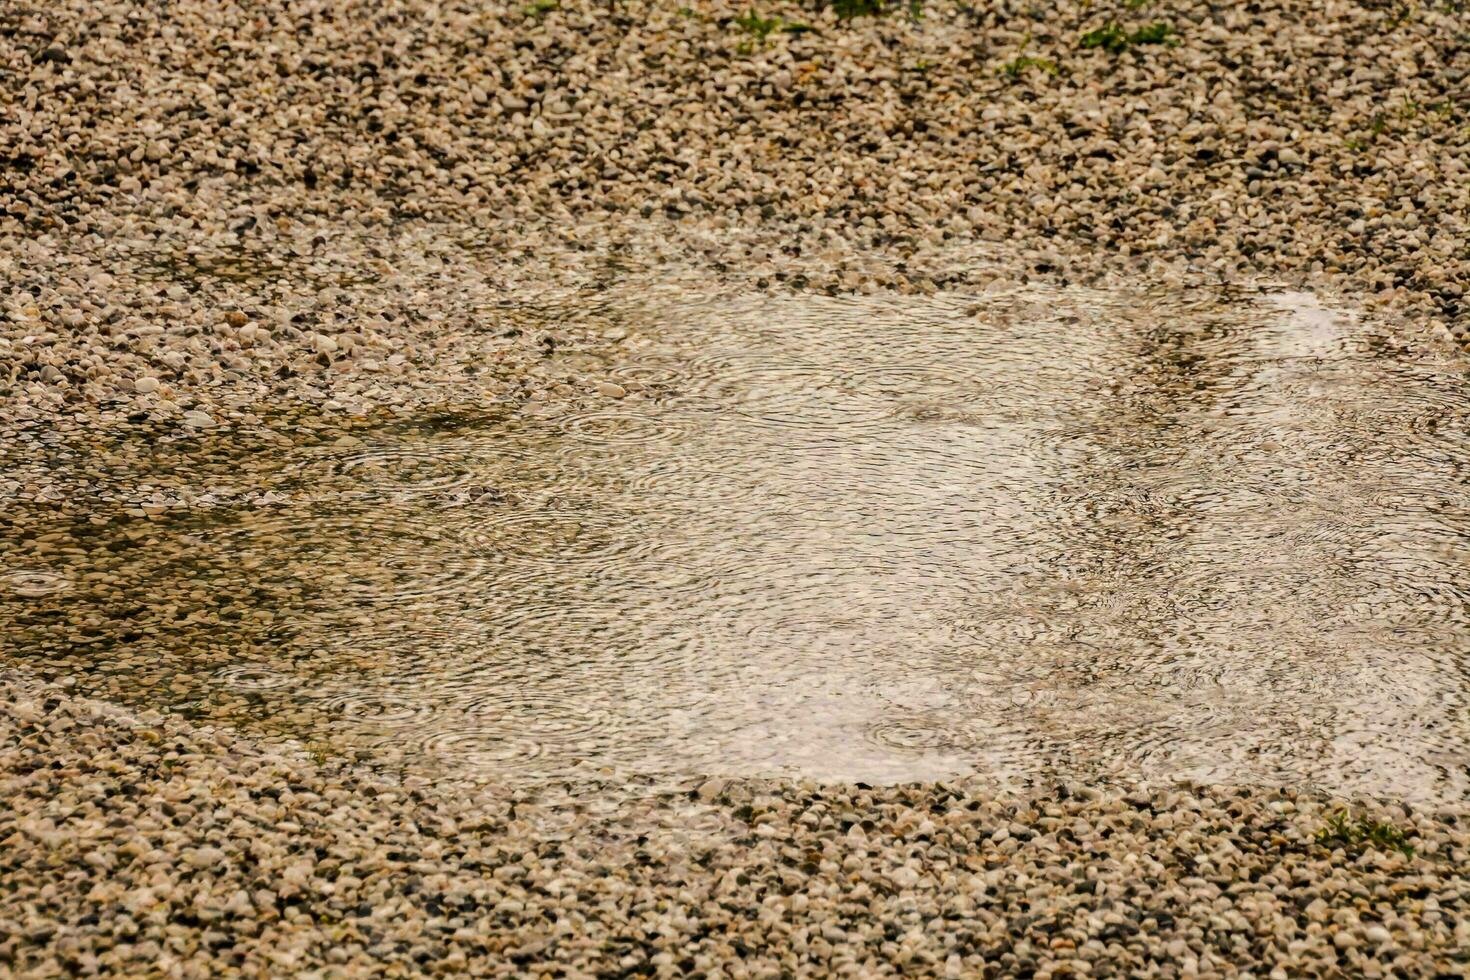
[5,285,1470,801]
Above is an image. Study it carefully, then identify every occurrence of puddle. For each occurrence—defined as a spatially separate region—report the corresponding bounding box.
[5,285,1470,801]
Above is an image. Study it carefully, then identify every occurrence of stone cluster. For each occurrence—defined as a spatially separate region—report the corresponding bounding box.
[3,0,1467,435]
[4,678,1468,977]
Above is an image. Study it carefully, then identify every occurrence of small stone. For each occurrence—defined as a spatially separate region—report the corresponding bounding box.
[595,381,626,398]
[185,847,225,869]
[695,778,727,802]
[890,865,920,888]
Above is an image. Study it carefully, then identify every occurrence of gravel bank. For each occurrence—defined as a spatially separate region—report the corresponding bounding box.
[4,678,1469,977]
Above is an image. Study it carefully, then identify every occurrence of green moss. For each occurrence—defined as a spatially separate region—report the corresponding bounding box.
[1080,20,1175,54]
[1002,55,1058,79]
[1128,22,1174,45]
[817,0,921,20]
[1315,812,1415,859]
[732,9,812,49]
[1080,22,1128,53]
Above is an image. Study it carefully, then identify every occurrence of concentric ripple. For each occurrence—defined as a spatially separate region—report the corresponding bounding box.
[319,690,440,726]
[418,728,545,770]
[561,410,694,446]
[300,444,487,495]
[461,692,615,741]
[215,664,298,691]
[0,569,72,598]
[607,358,689,390]
[867,716,970,752]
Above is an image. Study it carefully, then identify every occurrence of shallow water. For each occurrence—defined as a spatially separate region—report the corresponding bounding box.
[6,284,1470,801]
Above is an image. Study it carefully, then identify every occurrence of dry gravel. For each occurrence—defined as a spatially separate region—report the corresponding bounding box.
[3,0,1468,432]
[5,0,1470,975]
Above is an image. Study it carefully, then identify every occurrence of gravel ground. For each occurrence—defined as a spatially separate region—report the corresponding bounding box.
[4,677,1469,977]
[5,0,1470,975]
[3,0,1467,434]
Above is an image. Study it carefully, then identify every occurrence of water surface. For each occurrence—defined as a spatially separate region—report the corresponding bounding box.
[5,284,1470,801]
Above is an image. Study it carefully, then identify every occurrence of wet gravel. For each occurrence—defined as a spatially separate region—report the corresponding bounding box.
[4,677,1470,977]
[5,0,1470,974]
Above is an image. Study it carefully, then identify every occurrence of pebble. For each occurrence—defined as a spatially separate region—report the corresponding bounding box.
[1,676,1466,977]
[0,0,1462,455]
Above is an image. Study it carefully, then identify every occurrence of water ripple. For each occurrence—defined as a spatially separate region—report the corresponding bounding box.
[320,690,439,726]
[560,410,694,446]
[1,569,72,599]
[297,444,489,495]
[215,664,298,691]
[10,284,1470,802]
[418,728,545,769]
